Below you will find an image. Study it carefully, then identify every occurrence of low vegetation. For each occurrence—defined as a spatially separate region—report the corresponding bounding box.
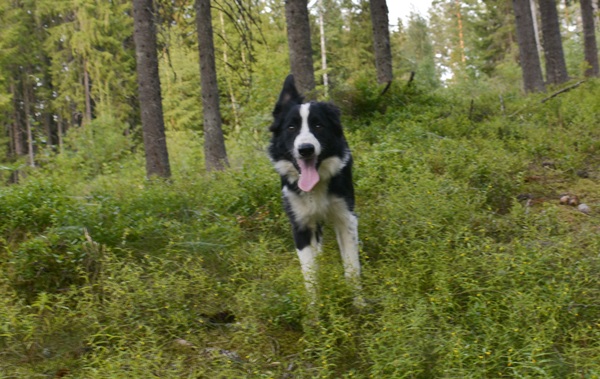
[1,80,599,378]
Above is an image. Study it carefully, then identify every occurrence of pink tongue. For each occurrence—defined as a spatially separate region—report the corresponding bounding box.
[297,159,320,192]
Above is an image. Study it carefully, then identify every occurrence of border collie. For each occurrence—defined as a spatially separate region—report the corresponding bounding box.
[268,75,361,300]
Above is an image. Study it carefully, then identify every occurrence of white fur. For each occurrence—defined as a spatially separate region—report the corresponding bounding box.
[283,182,360,292]
[333,210,361,282]
[283,184,332,227]
[318,151,351,181]
[293,103,321,159]
[272,152,350,186]
[297,243,320,294]
[273,160,299,183]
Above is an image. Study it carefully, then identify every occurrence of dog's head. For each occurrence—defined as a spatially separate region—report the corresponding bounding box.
[269,75,345,192]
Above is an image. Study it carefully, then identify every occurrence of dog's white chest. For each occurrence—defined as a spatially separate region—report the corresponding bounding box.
[283,184,346,227]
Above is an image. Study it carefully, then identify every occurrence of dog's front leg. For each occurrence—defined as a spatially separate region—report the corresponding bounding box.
[334,211,360,282]
[334,211,365,306]
[292,226,321,297]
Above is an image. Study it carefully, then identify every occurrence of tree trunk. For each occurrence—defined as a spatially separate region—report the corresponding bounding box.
[456,0,466,64]
[530,0,543,62]
[84,58,93,124]
[10,82,25,158]
[369,0,393,84]
[580,0,599,77]
[132,0,172,179]
[318,0,328,97]
[57,113,64,154]
[284,0,316,96]
[539,0,569,84]
[219,10,240,133]
[513,0,546,92]
[22,77,35,167]
[196,0,229,171]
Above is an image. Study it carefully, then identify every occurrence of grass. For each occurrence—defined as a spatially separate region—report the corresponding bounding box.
[1,80,599,378]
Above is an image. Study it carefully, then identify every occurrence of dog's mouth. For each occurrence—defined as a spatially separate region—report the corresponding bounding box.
[297,157,319,192]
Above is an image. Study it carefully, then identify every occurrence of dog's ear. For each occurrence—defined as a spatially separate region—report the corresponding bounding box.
[270,75,304,133]
[323,102,344,136]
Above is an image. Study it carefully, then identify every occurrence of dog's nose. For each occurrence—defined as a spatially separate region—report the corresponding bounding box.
[298,144,315,158]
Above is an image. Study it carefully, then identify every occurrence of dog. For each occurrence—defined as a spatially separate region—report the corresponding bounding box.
[268,75,361,301]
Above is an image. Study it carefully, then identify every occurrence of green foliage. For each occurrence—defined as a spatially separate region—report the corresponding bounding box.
[39,0,137,123]
[0,178,64,236]
[393,13,440,89]
[2,79,600,378]
[2,0,600,373]
[43,114,136,181]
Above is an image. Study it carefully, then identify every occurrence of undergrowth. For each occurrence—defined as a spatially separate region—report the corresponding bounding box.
[1,80,599,378]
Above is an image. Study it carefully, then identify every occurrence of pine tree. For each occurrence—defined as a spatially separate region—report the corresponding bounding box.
[539,0,569,84]
[284,0,316,96]
[580,0,599,77]
[195,0,229,171]
[133,0,172,179]
[429,0,473,81]
[512,0,546,92]
[369,0,393,84]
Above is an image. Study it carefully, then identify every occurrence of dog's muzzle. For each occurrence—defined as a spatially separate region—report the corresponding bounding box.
[298,143,315,158]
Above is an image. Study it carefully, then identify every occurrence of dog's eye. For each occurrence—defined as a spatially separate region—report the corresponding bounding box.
[288,125,296,131]
[314,124,322,129]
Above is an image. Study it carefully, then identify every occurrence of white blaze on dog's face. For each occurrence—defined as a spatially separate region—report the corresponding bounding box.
[293,103,322,192]
[294,103,322,157]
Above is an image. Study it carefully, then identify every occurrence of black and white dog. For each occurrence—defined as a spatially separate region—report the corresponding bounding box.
[268,75,361,299]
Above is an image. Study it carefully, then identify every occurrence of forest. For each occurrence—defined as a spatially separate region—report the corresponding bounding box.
[1,0,599,377]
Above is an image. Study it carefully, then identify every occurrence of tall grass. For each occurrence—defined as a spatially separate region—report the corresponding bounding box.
[1,80,599,378]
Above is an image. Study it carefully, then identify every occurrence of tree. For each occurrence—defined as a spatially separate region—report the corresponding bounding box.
[580,0,599,77]
[8,83,25,159]
[22,75,34,167]
[39,0,138,140]
[539,0,568,84]
[317,0,329,96]
[429,0,475,81]
[196,0,229,172]
[132,0,172,179]
[397,13,439,89]
[455,0,466,65]
[369,0,393,84]
[512,0,545,92]
[284,0,315,95]
[316,0,374,85]
[0,0,53,168]
[469,0,515,77]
